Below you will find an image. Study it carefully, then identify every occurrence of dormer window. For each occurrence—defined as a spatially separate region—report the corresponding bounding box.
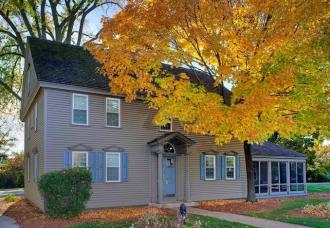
[160,119,172,132]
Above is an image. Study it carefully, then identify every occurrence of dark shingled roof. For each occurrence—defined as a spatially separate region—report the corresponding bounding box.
[251,142,306,158]
[148,132,195,145]
[28,37,231,104]
[28,37,110,91]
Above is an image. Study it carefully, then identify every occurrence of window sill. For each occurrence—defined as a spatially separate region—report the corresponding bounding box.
[71,123,90,127]
[105,126,122,129]
[225,178,236,181]
[105,180,122,183]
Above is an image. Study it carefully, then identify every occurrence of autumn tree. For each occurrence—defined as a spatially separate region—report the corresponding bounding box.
[91,0,330,201]
[0,0,123,150]
[0,0,123,102]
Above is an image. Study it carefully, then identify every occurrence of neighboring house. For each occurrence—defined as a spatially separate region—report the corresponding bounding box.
[20,37,307,211]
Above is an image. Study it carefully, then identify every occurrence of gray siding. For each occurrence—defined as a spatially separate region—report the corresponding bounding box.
[188,136,247,201]
[21,45,40,119]
[24,89,45,210]
[44,88,247,209]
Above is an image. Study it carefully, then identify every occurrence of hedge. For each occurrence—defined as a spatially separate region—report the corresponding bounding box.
[38,168,92,219]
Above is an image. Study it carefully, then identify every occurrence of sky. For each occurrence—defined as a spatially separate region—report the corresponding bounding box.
[10,4,120,153]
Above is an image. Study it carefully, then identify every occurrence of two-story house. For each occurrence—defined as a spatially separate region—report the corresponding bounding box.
[21,37,307,211]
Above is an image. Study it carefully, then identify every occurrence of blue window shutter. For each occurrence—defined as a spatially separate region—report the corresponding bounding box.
[220,156,226,180]
[98,151,105,182]
[200,153,205,180]
[64,149,72,169]
[216,156,221,180]
[121,153,128,182]
[236,155,240,180]
[89,152,97,182]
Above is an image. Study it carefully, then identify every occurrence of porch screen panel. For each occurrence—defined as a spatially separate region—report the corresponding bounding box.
[290,162,297,191]
[271,162,279,192]
[297,162,304,191]
[253,161,259,194]
[279,162,287,192]
[260,161,268,193]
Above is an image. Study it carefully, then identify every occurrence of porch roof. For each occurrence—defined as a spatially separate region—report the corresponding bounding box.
[252,142,306,158]
[147,132,195,146]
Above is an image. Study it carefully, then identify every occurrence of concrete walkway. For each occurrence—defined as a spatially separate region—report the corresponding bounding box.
[189,207,310,228]
[0,215,19,228]
[0,197,20,228]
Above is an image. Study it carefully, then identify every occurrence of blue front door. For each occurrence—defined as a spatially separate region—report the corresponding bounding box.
[163,156,176,197]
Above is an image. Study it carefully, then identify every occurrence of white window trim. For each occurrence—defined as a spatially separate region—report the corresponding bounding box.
[160,119,172,132]
[27,157,30,182]
[106,152,121,183]
[106,97,121,128]
[72,151,89,168]
[34,103,38,131]
[205,155,216,180]
[226,156,236,180]
[72,93,89,125]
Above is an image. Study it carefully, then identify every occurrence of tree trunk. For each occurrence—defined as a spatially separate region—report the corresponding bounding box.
[244,140,257,202]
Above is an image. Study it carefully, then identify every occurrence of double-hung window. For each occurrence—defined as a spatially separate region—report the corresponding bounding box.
[205,155,216,180]
[160,119,172,131]
[34,103,38,131]
[226,156,236,180]
[106,98,120,127]
[106,152,121,182]
[72,151,88,168]
[72,93,88,125]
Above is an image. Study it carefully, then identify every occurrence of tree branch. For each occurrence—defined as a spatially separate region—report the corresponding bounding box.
[0,10,26,55]
[49,0,62,41]
[0,29,17,40]
[19,1,36,37]
[40,0,47,38]
[0,52,23,58]
[83,28,103,45]
[0,79,21,101]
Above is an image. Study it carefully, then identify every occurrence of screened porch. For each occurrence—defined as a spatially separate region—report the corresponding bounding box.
[251,142,307,198]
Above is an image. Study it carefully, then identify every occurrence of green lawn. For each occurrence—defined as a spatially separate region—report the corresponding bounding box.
[69,214,254,228]
[307,183,330,193]
[246,198,330,228]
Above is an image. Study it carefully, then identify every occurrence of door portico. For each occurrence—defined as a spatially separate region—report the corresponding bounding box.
[148,132,195,204]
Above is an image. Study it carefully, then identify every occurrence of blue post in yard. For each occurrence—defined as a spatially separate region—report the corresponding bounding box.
[180,203,187,225]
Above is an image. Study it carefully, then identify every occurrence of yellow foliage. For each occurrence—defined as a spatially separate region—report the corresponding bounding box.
[90,0,330,144]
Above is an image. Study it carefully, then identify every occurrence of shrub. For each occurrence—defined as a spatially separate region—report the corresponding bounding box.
[38,168,92,219]
[3,194,17,202]
[0,153,24,188]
